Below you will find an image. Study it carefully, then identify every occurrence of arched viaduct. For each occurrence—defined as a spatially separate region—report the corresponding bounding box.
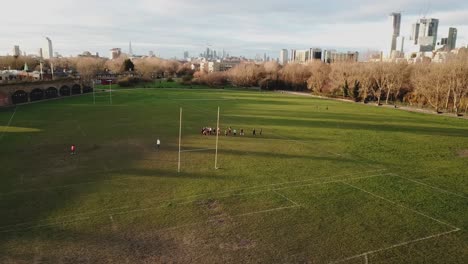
[0,80,93,107]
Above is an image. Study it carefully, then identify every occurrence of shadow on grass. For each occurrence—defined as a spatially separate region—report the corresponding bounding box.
[225,115,468,137]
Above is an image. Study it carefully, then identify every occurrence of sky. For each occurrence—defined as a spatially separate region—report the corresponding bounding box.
[0,0,467,59]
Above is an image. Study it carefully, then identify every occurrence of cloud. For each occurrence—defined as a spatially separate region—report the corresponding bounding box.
[0,0,467,58]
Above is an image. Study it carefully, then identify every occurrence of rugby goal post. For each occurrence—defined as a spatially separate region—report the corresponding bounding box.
[177,106,221,173]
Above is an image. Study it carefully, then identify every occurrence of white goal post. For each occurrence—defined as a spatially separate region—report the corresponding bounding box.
[178,106,220,173]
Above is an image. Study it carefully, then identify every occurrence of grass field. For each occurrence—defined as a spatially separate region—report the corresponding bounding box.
[0,88,467,263]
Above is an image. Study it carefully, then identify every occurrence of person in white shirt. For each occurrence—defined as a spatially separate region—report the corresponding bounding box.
[156,138,161,150]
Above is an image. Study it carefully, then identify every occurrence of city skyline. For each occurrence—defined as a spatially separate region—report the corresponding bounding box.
[0,0,467,58]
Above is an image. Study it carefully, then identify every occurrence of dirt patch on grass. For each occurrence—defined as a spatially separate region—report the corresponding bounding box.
[457,149,468,157]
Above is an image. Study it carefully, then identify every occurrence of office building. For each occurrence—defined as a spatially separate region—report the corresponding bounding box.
[290,49,296,63]
[294,50,310,63]
[310,48,323,60]
[389,13,401,55]
[183,51,189,59]
[323,50,358,63]
[280,49,288,65]
[12,45,21,57]
[109,48,122,60]
[44,37,54,59]
[411,18,439,52]
[447,27,457,51]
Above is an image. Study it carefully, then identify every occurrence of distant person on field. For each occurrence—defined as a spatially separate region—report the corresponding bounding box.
[233,129,237,136]
[156,138,161,150]
[240,129,244,136]
[70,144,76,155]
[228,127,232,135]
[253,129,256,136]
[260,128,262,136]
[224,130,228,136]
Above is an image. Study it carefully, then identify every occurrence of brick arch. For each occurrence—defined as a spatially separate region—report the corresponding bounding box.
[30,88,44,102]
[12,90,28,104]
[72,84,81,95]
[83,85,93,93]
[60,85,71,96]
[45,87,58,99]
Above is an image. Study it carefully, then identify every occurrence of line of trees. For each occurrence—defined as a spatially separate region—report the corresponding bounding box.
[193,48,468,115]
[0,55,195,85]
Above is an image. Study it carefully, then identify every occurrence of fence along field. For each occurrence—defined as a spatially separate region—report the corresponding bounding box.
[0,88,467,263]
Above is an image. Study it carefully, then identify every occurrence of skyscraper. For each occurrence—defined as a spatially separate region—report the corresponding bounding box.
[310,48,323,60]
[389,13,401,54]
[447,27,457,51]
[44,37,54,59]
[183,51,189,59]
[129,41,133,56]
[109,48,122,60]
[13,45,21,57]
[280,49,288,65]
[290,49,296,62]
[411,18,439,52]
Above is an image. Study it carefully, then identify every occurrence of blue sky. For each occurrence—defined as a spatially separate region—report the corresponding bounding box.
[1,0,467,58]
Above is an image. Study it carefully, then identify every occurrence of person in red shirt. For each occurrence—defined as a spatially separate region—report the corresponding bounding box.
[70,144,76,155]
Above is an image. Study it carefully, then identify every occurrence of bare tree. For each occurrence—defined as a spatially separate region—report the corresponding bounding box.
[307,62,331,94]
[412,63,449,113]
[385,62,409,105]
[75,57,106,84]
[229,63,264,87]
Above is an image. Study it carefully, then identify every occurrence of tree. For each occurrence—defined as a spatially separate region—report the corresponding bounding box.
[372,63,390,105]
[446,50,468,114]
[280,63,311,91]
[105,57,126,73]
[307,62,331,94]
[75,57,106,84]
[330,62,358,98]
[412,63,449,113]
[124,59,135,72]
[228,63,264,87]
[385,62,409,105]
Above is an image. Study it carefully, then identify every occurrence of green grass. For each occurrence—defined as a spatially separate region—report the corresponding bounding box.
[0,88,467,263]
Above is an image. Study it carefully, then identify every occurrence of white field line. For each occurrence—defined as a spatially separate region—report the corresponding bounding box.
[0,216,93,233]
[172,98,234,101]
[389,173,468,200]
[0,175,135,197]
[0,106,17,141]
[180,148,216,153]
[0,200,299,233]
[271,174,390,192]
[272,190,301,207]
[329,228,461,264]
[272,130,343,157]
[0,206,131,230]
[112,205,300,235]
[340,181,460,230]
[275,130,343,157]
[77,124,87,136]
[0,173,388,233]
[144,170,389,204]
[0,167,387,198]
